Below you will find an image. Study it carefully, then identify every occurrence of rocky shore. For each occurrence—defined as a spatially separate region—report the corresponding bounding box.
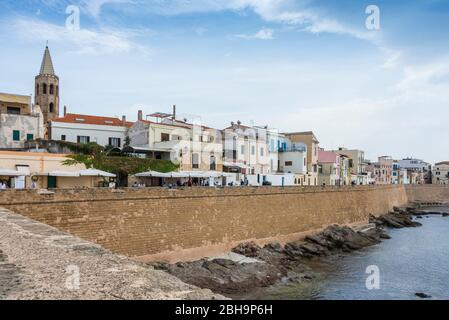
[159,207,431,297]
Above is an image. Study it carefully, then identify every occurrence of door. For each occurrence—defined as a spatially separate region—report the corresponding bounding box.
[48,176,57,189]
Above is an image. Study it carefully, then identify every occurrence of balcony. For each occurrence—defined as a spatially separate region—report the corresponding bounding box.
[278,146,307,153]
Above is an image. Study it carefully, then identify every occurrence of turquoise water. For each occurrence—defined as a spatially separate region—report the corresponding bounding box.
[242,207,449,300]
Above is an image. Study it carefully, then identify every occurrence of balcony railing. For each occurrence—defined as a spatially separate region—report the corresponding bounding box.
[278,146,307,153]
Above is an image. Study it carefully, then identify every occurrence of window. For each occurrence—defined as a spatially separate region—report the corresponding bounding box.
[7,107,21,115]
[61,135,66,141]
[241,145,245,155]
[192,153,199,169]
[260,147,264,157]
[161,133,170,142]
[77,136,90,144]
[210,154,216,171]
[50,84,54,95]
[108,137,121,148]
[285,161,293,166]
[13,130,20,141]
[26,134,34,141]
[43,83,47,94]
[349,159,354,168]
[49,103,55,113]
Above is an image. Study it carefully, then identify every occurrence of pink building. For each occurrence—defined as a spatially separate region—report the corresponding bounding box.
[318,150,342,186]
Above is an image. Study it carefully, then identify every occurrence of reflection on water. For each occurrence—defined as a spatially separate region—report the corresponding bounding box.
[243,207,449,300]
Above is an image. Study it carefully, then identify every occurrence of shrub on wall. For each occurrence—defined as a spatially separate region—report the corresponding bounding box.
[62,142,178,175]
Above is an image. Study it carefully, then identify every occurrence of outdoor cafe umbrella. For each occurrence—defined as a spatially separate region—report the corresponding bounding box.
[78,169,116,178]
[135,171,173,178]
[38,171,81,177]
[78,169,116,188]
[0,169,27,177]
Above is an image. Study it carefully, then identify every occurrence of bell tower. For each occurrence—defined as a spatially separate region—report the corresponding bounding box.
[35,45,60,124]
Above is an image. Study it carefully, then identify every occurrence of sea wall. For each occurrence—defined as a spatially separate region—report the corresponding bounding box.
[405,185,449,203]
[0,185,408,262]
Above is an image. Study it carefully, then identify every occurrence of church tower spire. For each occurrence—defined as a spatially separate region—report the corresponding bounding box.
[35,44,60,125]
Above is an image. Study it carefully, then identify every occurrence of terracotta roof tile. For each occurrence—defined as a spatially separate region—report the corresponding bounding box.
[51,113,133,128]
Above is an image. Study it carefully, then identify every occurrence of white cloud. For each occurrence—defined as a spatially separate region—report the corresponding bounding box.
[236,27,274,40]
[398,58,449,92]
[9,18,149,55]
[80,0,135,17]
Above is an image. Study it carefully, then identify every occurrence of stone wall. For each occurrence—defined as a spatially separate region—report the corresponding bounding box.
[405,185,449,203]
[0,185,408,262]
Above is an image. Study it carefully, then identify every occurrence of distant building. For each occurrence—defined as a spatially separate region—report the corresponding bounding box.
[398,158,431,184]
[368,156,393,185]
[278,137,308,185]
[128,109,223,172]
[318,150,341,186]
[332,148,366,185]
[50,112,132,148]
[222,121,269,175]
[35,46,60,126]
[0,92,44,150]
[283,131,319,186]
[432,162,449,185]
[392,160,409,184]
[0,151,88,189]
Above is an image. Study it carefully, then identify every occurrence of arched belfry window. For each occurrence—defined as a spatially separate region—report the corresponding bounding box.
[43,83,47,94]
[50,84,54,95]
[49,103,55,113]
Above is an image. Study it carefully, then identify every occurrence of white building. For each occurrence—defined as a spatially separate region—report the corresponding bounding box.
[0,92,44,150]
[433,162,449,185]
[128,110,223,172]
[276,135,308,185]
[222,122,270,175]
[49,112,131,148]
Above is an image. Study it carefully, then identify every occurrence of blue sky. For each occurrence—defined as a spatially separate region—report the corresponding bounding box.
[1,0,448,163]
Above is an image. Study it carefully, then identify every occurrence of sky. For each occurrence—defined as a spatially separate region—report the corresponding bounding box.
[0,0,448,163]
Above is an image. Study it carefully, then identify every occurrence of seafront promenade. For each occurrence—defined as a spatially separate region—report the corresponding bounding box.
[0,207,222,300]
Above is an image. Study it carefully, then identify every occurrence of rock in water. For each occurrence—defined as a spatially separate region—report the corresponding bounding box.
[232,242,261,258]
[415,292,432,299]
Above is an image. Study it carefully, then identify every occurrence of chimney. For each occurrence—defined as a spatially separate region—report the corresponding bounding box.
[138,110,143,121]
[122,115,127,126]
[172,105,176,120]
[63,105,67,116]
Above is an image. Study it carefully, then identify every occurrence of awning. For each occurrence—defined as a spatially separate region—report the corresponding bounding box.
[135,171,173,178]
[78,169,116,178]
[223,162,250,169]
[37,171,81,177]
[135,171,231,179]
[0,169,27,177]
[180,171,231,178]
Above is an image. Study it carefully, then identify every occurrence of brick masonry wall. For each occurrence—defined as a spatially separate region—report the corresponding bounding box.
[0,185,409,262]
[405,185,449,203]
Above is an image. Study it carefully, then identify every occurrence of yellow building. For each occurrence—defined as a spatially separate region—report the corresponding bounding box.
[0,151,104,189]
